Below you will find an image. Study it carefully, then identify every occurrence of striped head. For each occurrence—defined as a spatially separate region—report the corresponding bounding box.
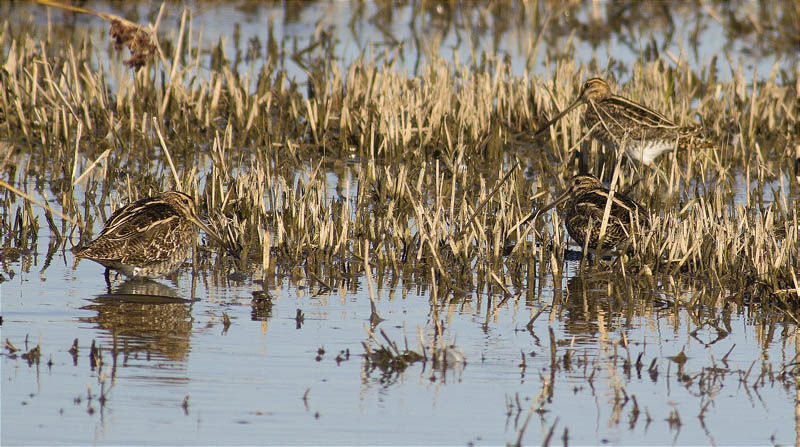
[577,78,613,102]
[534,77,613,137]
[536,174,604,218]
[564,174,604,197]
[161,191,202,223]
[161,191,226,248]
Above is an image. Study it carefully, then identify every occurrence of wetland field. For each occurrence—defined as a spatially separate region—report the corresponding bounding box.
[1,1,799,445]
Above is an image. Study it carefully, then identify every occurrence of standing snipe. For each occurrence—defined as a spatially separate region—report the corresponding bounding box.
[75,191,226,278]
[536,78,708,165]
[795,157,800,184]
[537,174,650,249]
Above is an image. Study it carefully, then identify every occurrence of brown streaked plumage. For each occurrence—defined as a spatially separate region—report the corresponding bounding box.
[536,78,709,165]
[794,157,799,184]
[75,191,226,278]
[537,174,649,249]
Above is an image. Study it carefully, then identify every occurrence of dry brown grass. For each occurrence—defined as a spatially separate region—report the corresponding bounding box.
[0,3,797,322]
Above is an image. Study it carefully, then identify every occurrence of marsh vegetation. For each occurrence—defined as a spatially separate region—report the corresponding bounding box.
[1,1,798,445]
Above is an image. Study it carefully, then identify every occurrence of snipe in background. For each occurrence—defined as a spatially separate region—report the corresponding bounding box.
[794,156,799,184]
[75,191,228,278]
[536,78,710,166]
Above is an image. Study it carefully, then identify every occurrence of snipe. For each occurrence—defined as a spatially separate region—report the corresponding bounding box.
[795,157,800,184]
[536,78,708,165]
[537,174,650,250]
[75,191,226,278]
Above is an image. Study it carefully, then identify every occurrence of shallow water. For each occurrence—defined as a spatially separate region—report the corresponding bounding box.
[3,204,797,444]
[2,1,799,445]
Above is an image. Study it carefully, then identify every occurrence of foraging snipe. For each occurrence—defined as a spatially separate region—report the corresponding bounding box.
[75,191,226,278]
[537,174,649,249]
[536,78,707,165]
[795,157,800,183]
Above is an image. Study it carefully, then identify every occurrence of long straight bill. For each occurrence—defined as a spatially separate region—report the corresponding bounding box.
[533,188,573,221]
[193,219,227,250]
[534,97,584,137]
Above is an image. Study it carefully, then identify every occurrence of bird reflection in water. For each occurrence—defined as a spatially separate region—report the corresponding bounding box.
[80,278,194,362]
[562,273,664,343]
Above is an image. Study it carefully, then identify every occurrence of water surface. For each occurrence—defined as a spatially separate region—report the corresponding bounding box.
[2,1,798,445]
